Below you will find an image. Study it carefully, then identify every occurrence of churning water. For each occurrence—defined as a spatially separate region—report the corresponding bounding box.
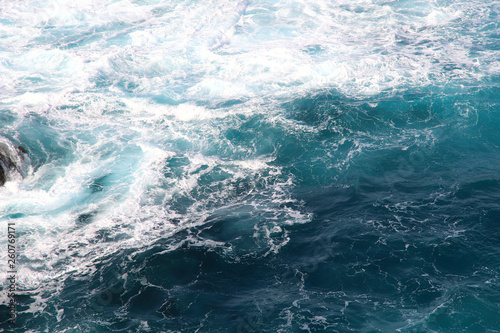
[1,0,500,332]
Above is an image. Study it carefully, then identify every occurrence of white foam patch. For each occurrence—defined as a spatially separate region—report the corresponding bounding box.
[1,0,495,101]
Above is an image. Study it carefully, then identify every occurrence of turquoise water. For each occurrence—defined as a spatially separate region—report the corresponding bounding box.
[1,0,499,332]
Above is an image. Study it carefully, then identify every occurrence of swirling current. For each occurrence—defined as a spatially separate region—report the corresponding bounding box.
[1,0,500,332]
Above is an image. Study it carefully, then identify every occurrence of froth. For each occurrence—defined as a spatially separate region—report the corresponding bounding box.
[1,0,495,103]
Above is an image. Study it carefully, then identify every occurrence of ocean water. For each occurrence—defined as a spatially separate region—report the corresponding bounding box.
[0,0,499,332]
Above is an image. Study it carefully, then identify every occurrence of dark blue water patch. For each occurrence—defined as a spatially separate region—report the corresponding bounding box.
[28,240,288,332]
[276,87,499,189]
[47,278,124,332]
[275,105,500,331]
[454,178,500,203]
[409,288,500,332]
[0,293,41,332]
[287,86,497,131]
[197,205,282,256]
[129,286,168,318]
[271,211,497,330]
[76,212,96,226]
[126,249,282,332]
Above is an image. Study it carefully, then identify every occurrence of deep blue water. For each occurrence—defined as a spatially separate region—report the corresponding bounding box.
[1,0,500,332]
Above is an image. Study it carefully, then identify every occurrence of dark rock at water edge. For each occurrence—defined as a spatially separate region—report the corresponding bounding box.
[0,137,30,186]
